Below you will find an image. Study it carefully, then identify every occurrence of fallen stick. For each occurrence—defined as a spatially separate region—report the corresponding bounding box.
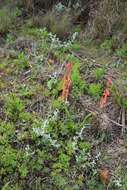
[85,108,125,128]
[107,117,124,127]
[121,108,126,136]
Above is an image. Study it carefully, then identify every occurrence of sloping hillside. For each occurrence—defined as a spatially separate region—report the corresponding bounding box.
[0,1,127,190]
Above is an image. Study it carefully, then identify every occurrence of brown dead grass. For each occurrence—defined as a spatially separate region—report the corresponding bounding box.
[85,0,127,40]
[33,8,73,39]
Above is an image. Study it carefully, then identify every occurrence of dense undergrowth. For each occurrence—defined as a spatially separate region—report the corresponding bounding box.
[0,1,127,190]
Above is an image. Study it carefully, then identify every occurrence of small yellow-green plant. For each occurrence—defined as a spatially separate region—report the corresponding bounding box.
[116,44,127,58]
[15,52,30,70]
[67,55,88,98]
[94,68,105,81]
[100,39,113,52]
[89,83,103,100]
[111,84,127,109]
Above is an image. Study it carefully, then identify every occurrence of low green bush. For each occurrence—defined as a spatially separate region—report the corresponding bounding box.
[4,94,25,121]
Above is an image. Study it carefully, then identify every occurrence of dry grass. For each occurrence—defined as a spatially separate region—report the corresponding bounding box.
[85,0,127,40]
[23,0,34,11]
[33,8,73,39]
[0,8,13,33]
[0,1,22,34]
[23,0,59,11]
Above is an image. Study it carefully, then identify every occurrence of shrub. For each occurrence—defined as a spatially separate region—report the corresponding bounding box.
[4,94,25,121]
[71,62,88,97]
[66,54,88,98]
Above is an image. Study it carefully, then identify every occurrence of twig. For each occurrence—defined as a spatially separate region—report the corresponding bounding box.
[71,51,101,67]
[86,108,124,127]
[118,108,122,123]
[121,107,126,136]
[107,117,124,127]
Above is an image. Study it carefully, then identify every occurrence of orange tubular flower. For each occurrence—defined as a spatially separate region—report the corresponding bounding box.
[100,77,113,108]
[100,88,110,108]
[61,62,73,101]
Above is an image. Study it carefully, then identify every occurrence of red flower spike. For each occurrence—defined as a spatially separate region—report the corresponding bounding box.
[60,62,73,101]
[100,89,110,108]
[100,77,113,108]
[107,78,113,86]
